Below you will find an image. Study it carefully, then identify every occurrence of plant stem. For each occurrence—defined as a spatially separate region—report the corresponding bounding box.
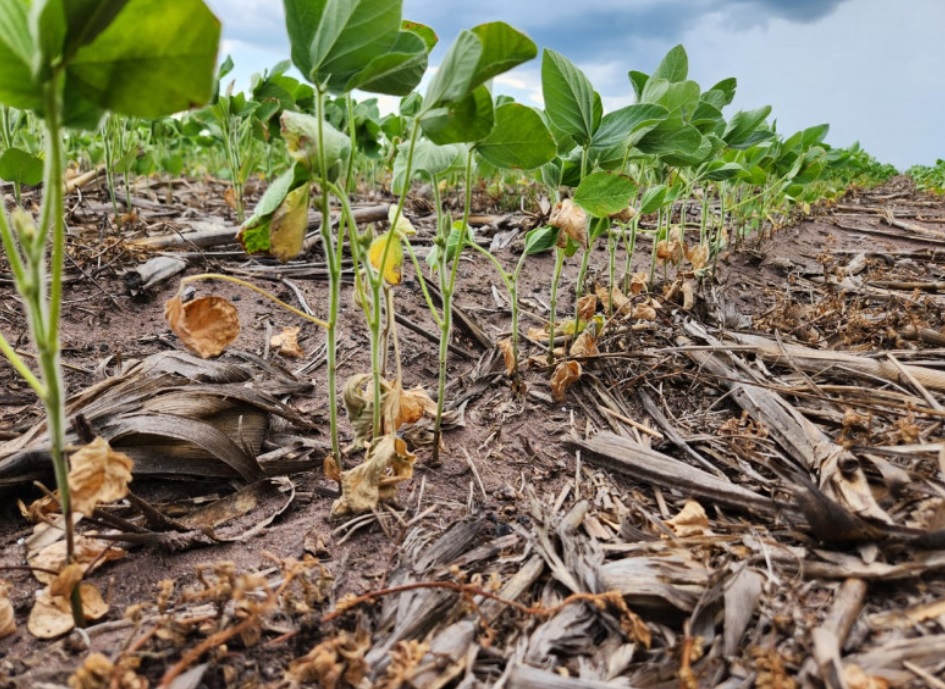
[316,86,341,462]
[546,248,566,365]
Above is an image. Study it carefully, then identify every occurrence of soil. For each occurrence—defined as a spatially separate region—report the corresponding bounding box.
[1,176,945,688]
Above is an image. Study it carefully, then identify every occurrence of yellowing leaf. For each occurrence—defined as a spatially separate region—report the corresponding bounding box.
[269,183,310,263]
[331,435,416,517]
[0,580,14,639]
[368,231,404,285]
[388,206,417,236]
[550,361,582,401]
[271,326,304,358]
[549,198,587,249]
[68,437,134,517]
[28,582,108,639]
[164,295,240,358]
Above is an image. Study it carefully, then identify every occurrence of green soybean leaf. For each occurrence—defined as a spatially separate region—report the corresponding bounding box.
[391,140,465,194]
[639,184,668,214]
[652,44,688,83]
[0,0,41,110]
[573,171,638,218]
[67,0,220,118]
[420,84,494,145]
[636,116,707,163]
[476,103,555,170]
[708,77,737,106]
[246,167,296,221]
[699,160,743,181]
[468,21,536,87]
[541,48,600,146]
[690,101,724,134]
[0,147,43,185]
[403,20,437,51]
[61,0,130,61]
[424,30,482,107]
[284,0,402,88]
[524,225,559,255]
[345,29,428,95]
[628,70,648,102]
[723,106,773,148]
[590,103,667,153]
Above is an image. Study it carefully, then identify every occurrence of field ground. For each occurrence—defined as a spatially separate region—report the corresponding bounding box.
[2,177,945,688]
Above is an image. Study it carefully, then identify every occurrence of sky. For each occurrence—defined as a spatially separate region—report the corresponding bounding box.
[204,0,945,171]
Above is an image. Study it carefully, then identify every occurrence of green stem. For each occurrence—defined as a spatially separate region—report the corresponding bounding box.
[316,87,341,462]
[343,93,358,193]
[546,248,566,366]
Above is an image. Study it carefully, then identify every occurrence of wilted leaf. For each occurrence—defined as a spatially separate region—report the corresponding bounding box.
[595,285,630,315]
[286,628,370,688]
[576,294,598,322]
[343,373,376,446]
[164,295,240,358]
[388,385,436,430]
[28,530,125,585]
[269,183,310,263]
[271,326,304,358]
[570,318,602,358]
[388,206,417,236]
[550,361,582,401]
[665,500,711,538]
[28,582,108,639]
[496,338,516,375]
[331,435,416,517]
[687,243,709,270]
[656,238,683,264]
[681,280,695,310]
[549,198,587,249]
[0,580,14,639]
[224,186,238,210]
[68,437,134,517]
[368,231,404,285]
[18,494,61,523]
[628,272,648,296]
[631,303,658,321]
[49,563,84,598]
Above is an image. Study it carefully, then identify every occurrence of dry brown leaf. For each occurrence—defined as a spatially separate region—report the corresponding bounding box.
[550,361,582,402]
[595,285,630,315]
[570,320,601,358]
[164,294,240,358]
[656,238,683,264]
[576,294,598,322]
[527,327,549,342]
[386,384,435,432]
[549,198,588,249]
[342,373,375,446]
[28,531,125,585]
[331,435,416,517]
[68,652,148,689]
[628,271,648,296]
[610,206,637,224]
[28,582,108,639]
[630,303,658,321]
[496,338,516,375]
[271,325,304,358]
[843,664,888,689]
[18,493,61,522]
[49,563,84,598]
[286,628,371,689]
[223,186,238,210]
[681,280,695,311]
[68,437,133,517]
[381,640,430,689]
[687,243,709,271]
[665,500,712,538]
[0,580,14,639]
